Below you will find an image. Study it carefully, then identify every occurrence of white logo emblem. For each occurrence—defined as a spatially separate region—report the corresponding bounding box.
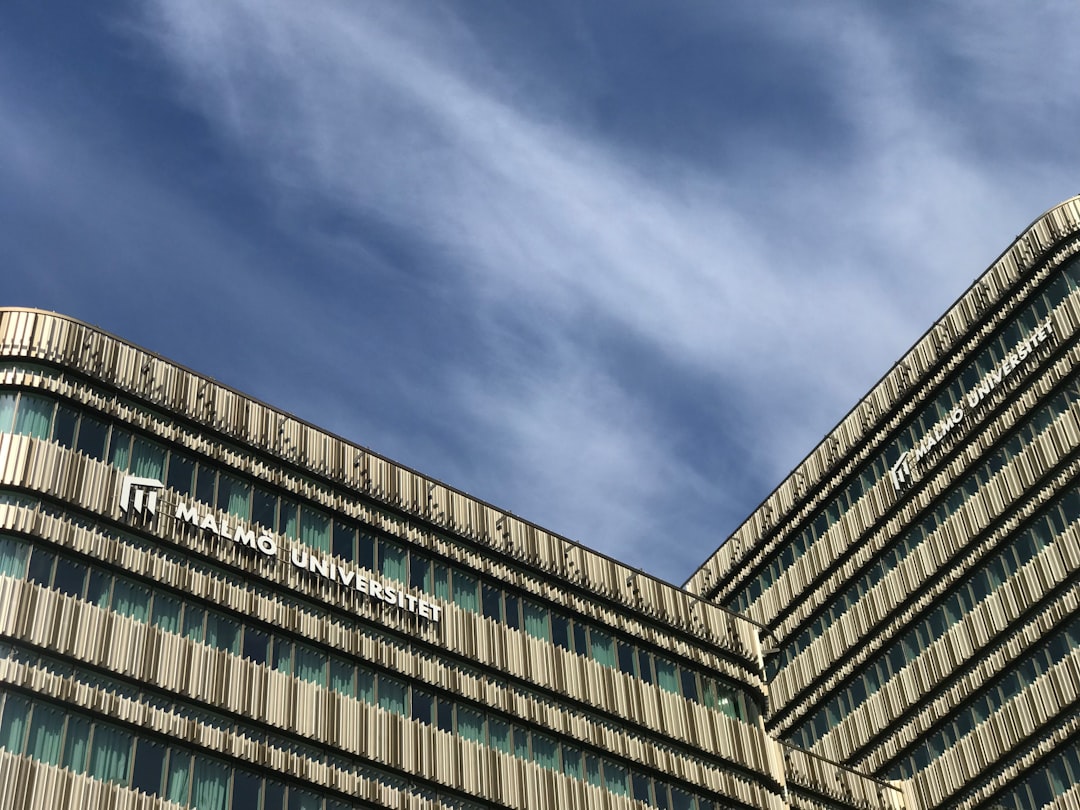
[888,452,913,493]
[120,476,165,517]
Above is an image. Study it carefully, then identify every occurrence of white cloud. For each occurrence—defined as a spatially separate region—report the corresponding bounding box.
[132,0,1080,578]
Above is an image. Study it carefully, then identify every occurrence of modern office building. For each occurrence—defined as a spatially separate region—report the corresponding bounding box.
[0,310,899,810]
[0,198,1077,810]
[690,195,1080,810]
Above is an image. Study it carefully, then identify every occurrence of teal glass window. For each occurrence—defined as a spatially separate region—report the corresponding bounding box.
[89,723,133,785]
[300,507,330,554]
[452,571,479,612]
[379,541,407,582]
[457,706,484,744]
[330,658,354,698]
[13,394,52,439]
[294,644,326,686]
[0,393,16,433]
[590,630,616,668]
[216,474,251,520]
[378,675,407,715]
[62,715,90,773]
[130,437,166,481]
[108,427,132,470]
[522,600,550,641]
[190,755,229,810]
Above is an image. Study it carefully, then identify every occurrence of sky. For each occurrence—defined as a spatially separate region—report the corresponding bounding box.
[3,2,1079,584]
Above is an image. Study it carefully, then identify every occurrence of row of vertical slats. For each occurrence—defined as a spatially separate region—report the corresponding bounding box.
[687,198,1080,599]
[0,312,761,681]
[0,494,784,801]
[0,581,786,810]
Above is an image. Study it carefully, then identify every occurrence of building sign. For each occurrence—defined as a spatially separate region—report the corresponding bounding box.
[119,476,442,623]
[889,319,1055,493]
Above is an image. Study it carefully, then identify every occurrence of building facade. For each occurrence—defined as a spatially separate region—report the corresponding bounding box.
[0,198,1077,810]
[689,196,1080,810]
[0,309,899,809]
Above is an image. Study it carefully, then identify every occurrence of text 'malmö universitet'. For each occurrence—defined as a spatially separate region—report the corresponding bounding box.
[1,198,1079,810]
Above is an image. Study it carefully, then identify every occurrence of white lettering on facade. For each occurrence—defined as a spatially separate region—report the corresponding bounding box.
[125,484,443,625]
[890,319,1055,493]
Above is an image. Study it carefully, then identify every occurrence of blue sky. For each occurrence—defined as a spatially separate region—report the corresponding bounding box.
[3,2,1079,583]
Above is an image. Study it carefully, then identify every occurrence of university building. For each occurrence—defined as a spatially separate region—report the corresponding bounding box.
[0,197,1078,810]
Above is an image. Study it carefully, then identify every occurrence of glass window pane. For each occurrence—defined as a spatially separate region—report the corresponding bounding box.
[655,657,679,694]
[14,394,52,439]
[112,578,151,622]
[288,787,321,810]
[532,733,558,770]
[488,718,510,753]
[167,452,195,496]
[165,750,191,805]
[379,541,407,582]
[0,535,30,578]
[300,507,330,553]
[195,465,216,506]
[330,658,354,698]
[412,689,433,726]
[76,415,108,461]
[190,755,230,810]
[333,522,355,561]
[437,700,454,733]
[131,739,166,796]
[295,644,326,686]
[378,675,407,715]
[357,667,375,704]
[504,594,520,631]
[52,557,85,598]
[482,585,503,622]
[562,745,582,779]
[89,723,133,785]
[585,754,602,788]
[27,547,55,587]
[26,702,65,765]
[243,628,269,665]
[262,780,286,810]
[453,570,479,612]
[205,612,241,654]
[131,438,166,481]
[457,707,484,743]
[357,533,376,571]
[62,715,90,773]
[230,771,261,810]
[108,427,132,471]
[151,593,181,633]
[251,488,277,531]
[184,605,206,643]
[523,601,550,641]
[573,622,588,655]
[632,773,652,803]
[432,563,449,599]
[217,474,251,520]
[410,553,431,593]
[0,393,16,433]
[551,614,570,650]
[590,630,616,668]
[279,500,298,539]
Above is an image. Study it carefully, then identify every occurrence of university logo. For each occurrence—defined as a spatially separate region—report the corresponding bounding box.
[888,452,913,493]
[119,475,165,517]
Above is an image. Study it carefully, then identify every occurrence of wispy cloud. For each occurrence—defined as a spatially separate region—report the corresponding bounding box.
[123,0,1080,578]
